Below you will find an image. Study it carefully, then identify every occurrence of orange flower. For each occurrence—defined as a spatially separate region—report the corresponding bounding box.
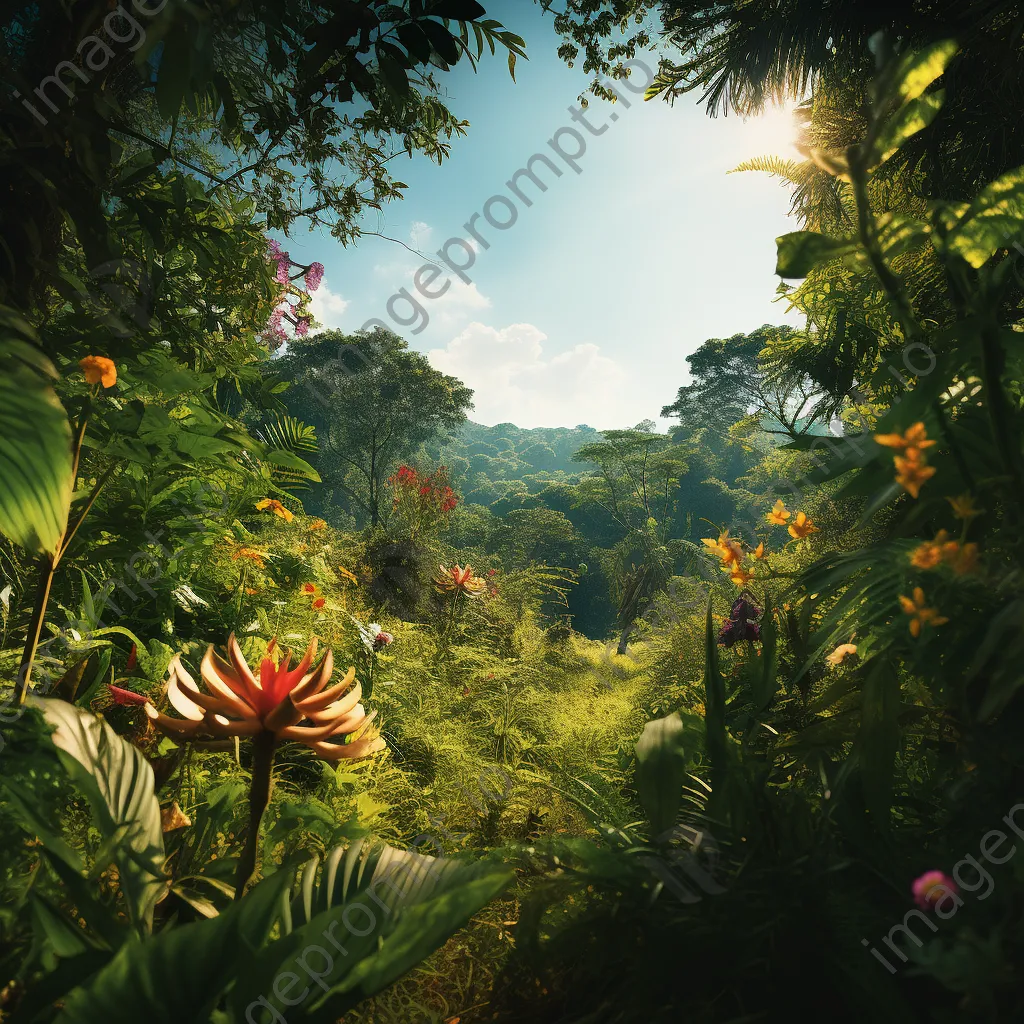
[766,500,791,526]
[231,545,267,568]
[948,542,979,576]
[434,563,487,597]
[312,597,326,610]
[898,587,949,638]
[145,635,384,761]
[308,518,327,531]
[894,452,937,499]
[826,643,858,667]
[787,511,819,539]
[751,541,766,560]
[726,565,754,586]
[702,530,744,566]
[302,583,317,594]
[910,531,951,570]
[79,355,117,388]
[947,493,982,521]
[874,422,935,456]
[256,498,295,522]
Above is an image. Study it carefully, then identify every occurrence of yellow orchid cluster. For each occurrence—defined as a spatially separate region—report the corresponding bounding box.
[909,530,978,575]
[898,587,949,637]
[875,422,936,499]
[701,529,765,587]
[766,500,819,539]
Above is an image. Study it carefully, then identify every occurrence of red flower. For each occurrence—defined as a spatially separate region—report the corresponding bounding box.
[303,583,317,594]
[419,485,431,496]
[312,597,326,610]
[125,643,138,672]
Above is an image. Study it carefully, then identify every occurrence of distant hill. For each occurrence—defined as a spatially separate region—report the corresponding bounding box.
[430,421,601,509]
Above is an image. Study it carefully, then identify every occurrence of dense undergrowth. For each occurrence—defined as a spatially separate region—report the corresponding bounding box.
[3,2,1024,1022]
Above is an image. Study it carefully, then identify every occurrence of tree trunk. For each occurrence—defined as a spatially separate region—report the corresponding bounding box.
[616,625,632,656]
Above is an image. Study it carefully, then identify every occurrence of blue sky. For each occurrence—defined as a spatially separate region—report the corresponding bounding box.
[284,1,803,430]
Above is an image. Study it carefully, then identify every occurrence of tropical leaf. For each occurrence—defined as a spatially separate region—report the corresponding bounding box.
[0,315,73,555]
[229,840,512,1022]
[31,698,166,934]
[634,713,695,838]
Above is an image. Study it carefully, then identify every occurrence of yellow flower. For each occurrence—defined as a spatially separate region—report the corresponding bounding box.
[337,566,359,585]
[434,563,487,597]
[874,422,935,456]
[79,355,117,388]
[898,587,949,638]
[947,493,983,521]
[893,451,936,499]
[826,643,858,667]
[726,565,754,586]
[909,530,951,570]
[702,530,744,566]
[751,541,766,560]
[766,500,791,526]
[256,498,295,522]
[787,511,819,539]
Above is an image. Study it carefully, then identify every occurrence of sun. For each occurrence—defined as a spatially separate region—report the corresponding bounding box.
[738,103,804,161]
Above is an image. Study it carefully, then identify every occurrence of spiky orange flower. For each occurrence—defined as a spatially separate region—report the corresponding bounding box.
[144,635,383,761]
[898,587,949,638]
[255,498,295,522]
[787,511,819,539]
[79,355,117,388]
[766,500,791,526]
[434,563,487,597]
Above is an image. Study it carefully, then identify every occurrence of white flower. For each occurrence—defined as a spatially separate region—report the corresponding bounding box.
[171,584,209,611]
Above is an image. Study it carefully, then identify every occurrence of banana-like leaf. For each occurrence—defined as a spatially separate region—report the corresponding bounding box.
[31,698,166,934]
[0,317,73,555]
[53,863,299,1024]
[229,840,512,1022]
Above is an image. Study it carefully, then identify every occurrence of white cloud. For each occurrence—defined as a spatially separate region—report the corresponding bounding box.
[409,221,433,248]
[428,322,636,429]
[308,282,349,330]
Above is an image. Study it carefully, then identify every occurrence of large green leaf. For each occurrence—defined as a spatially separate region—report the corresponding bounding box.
[942,165,1024,268]
[230,840,512,1022]
[853,658,901,828]
[775,231,858,278]
[0,315,73,554]
[703,595,728,810]
[53,863,298,1024]
[32,698,166,934]
[634,714,694,838]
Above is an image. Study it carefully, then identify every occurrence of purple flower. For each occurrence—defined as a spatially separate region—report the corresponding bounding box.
[305,262,324,293]
[266,238,282,257]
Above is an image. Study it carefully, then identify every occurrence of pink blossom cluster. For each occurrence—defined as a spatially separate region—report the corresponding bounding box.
[305,262,324,293]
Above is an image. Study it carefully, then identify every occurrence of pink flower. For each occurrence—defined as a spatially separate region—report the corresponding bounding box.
[296,317,311,337]
[912,870,958,911]
[305,262,324,292]
[267,238,282,257]
[269,307,284,331]
[275,254,291,284]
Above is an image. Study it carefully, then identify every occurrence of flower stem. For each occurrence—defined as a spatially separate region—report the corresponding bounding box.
[235,730,277,899]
